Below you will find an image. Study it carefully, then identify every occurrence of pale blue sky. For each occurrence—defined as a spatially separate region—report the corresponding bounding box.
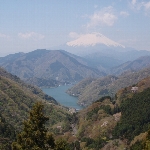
[0,0,150,56]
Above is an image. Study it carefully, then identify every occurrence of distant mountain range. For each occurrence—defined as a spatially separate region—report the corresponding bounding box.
[111,55,150,75]
[1,48,150,88]
[1,32,150,87]
[0,49,104,86]
[83,48,150,69]
[58,32,150,69]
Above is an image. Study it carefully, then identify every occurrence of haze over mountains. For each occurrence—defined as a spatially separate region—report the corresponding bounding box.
[111,55,150,75]
[0,32,150,89]
[60,32,150,69]
[0,49,104,86]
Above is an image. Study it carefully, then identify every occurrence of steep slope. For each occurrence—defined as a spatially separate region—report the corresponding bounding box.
[1,66,150,149]
[0,67,57,105]
[67,67,150,106]
[0,67,71,134]
[66,77,96,97]
[25,77,63,88]
[73,76,150,149]
[0,49,104,85]
[76,97,119,149]
[0,114,16,150]
[113,76,150,141]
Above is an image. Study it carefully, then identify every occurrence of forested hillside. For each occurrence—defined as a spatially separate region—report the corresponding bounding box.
[0,49,104,85]
[1,66,150,149]
[0,67,71,148]
[0,114,16,150]
[67,67,150,106]
[114,87,150,140]
[73,76,150,149]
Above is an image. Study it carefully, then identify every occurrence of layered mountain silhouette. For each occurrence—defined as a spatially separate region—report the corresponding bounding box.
[0,49,105,86]
[111,55,150,75]
[1,32,150,87]
[67,66,150,106]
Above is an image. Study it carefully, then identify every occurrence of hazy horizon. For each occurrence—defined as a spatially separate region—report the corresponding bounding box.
[0,0,150,56]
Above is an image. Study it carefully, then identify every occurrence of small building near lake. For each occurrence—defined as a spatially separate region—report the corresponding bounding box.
[69,108,76,114]
[131,87,138,93]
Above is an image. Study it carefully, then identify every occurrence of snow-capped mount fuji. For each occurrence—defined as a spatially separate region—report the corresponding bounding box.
[51,32,150,70]
[60,32,150,69]
[66,32,125,48]
[60,32,127,57]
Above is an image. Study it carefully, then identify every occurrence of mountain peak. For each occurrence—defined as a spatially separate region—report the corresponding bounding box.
[66,32,125,48]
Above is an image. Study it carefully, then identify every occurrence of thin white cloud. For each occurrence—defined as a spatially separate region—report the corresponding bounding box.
[87,6,117,28]
[69,32,80,39]
[18,32,45,41]
[120,11,129,17]
[132,0,137,5]
[0,33,10,39]
[130,0,141,10]
[130,0,150,14]
[142,1,150,15]
[143,1,150,10]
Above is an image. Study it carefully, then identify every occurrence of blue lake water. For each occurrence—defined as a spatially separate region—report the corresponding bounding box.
[42,85,83,110]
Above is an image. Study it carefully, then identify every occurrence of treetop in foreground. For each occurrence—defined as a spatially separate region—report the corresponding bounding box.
[12,102,68,150]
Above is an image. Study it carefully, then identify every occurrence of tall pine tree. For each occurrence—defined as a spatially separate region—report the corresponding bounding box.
[12,102,55,150]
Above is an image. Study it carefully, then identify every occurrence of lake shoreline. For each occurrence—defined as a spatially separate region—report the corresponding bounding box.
[41,84,83,110]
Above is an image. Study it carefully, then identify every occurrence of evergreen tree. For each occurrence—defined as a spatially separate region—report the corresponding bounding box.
[54,138,69,150]
[12,102,55,150]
